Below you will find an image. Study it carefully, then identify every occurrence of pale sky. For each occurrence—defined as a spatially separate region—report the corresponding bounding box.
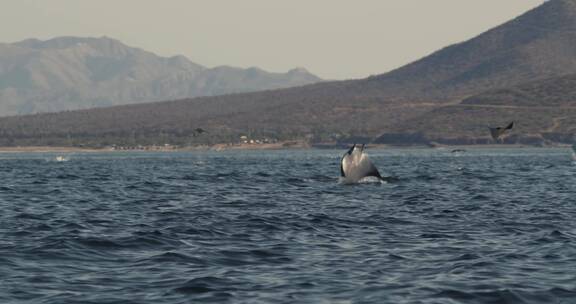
[0,0,545,79]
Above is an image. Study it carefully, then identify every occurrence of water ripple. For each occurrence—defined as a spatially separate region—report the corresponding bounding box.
[0,149,575,303]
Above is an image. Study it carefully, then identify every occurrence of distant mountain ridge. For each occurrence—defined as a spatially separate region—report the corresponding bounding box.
[356,0,576,101]
[1,0,576,146]
[0,36,321,116]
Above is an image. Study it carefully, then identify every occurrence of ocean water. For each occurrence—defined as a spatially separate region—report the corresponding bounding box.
[0,148,575,304]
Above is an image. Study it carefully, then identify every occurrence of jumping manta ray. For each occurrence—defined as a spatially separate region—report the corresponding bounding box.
[340,144,386,184]
[489,122,514,142]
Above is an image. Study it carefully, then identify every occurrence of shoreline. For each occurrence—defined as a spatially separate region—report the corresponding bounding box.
[0,143,572,153]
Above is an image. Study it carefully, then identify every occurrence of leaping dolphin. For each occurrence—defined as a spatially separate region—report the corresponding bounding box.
[489,122,514,143]
[340,144,385,184]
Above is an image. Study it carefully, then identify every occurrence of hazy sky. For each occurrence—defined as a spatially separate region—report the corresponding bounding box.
[0,0,545,79]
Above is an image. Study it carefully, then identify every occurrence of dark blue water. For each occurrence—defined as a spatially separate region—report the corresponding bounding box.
[1,148,575,304]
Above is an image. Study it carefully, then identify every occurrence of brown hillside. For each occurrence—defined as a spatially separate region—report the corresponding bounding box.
[2,0,576,146]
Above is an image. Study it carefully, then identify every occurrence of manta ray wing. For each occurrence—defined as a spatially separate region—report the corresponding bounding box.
[340,145,355,177]
[489,127,502,141]
[357,153,383,179]
[490,122,514,141]
[340,152,357,178]
[340,154,350,177]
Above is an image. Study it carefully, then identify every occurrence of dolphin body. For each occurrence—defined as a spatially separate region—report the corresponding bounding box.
[489,122,514,142]
[340,144,386,184]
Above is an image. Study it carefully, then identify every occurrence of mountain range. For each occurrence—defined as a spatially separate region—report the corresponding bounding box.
[0,36,321,116]
[1,0,576,147]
